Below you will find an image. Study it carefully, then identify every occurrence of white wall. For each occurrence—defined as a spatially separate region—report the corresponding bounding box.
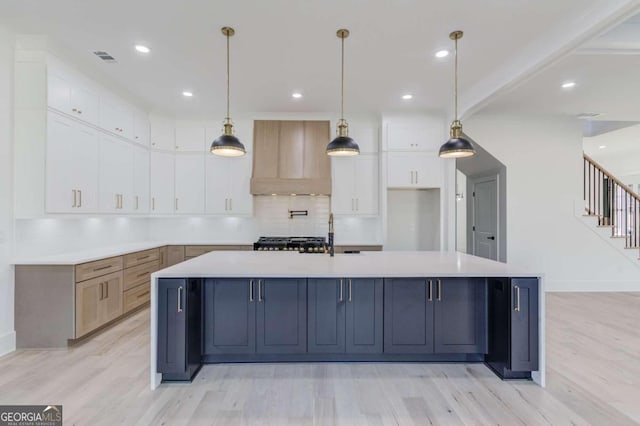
[456,171,467,252]
[0,26,16,356]
[466,113,640,291]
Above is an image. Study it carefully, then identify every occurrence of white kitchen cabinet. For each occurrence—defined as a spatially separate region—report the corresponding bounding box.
[205,154,253,215]
[387,152,443,188]
[331,155,378,215]
[99,135,134,213]
[386,122,443,152]
[100,96,133,140]
[132,146,150,213]
[175,126,206,152]
[47,65,99,125]
[175,154,205,214]
[150,115,175,151]
[132,109,150,147]
[348,123,379,154]
[150,151,175,214]
[45,112,99,213]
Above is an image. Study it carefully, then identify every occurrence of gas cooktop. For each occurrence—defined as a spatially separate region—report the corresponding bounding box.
[253,236,327,253]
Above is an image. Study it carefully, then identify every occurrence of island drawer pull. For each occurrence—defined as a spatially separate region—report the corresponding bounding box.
[428,280,433,301]
[348,279,352,302]
[514,285,521,312]
[177,286,183,312]
[437,279,442,301]
[339,279,343,303]
[249,280,254,302]
[258,280,263,302]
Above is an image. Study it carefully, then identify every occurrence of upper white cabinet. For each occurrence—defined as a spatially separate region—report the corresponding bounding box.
[100,95,134,140]
[205,155,253,215]
[348,123,379,154]
[175,154,206,214]
[384,119,445,152]
[387,152,443,188]
[132,110,150,147]
[150,115,175,151]
[46,112,99,213]
[99,135,134,213]
[47,64,99,125]
[150,151,175,214]
[175,126,206,152]
[331,155,379,216]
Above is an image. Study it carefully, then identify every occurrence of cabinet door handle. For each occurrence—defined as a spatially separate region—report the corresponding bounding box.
[258,280,263,302]
[135,195,139,210]
[348,279,352,302]
[249,280,254,302]
[514,285,521,312]
[78,190,82,208]
[72,190,77,208]
[115,194,119,209]
[99,282,103,300]
[415,171,419,184]
[152,197,155,211]
[428,280,433,301]
[175,198,179,211]
[177,286,183,312]
[339,279,343,303]
[356,198,359,211]
[229,198,232,211]
[437,279,442,301]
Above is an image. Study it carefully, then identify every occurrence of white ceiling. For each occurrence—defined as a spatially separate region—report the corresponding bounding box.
[481,10,640,121]
[0,0,628,119]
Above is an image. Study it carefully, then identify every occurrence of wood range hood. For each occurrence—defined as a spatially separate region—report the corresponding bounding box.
[250,120,332,195]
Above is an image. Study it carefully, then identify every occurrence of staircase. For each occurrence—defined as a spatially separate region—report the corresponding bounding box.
[583,153,640,260]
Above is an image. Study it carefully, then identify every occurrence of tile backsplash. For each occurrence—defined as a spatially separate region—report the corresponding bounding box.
[254,195,330,237]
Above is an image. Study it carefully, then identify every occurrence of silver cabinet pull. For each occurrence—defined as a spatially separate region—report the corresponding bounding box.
[249,280,254,302]
[356,198,359,211]
[428,280,433,301]
[339,279,343,302]
[135,195,139,210]
[175,198,179,211]
[229,198,232,211]
[152,197,155,210]
[78,190,82,208]
[348,279,352,302]
[415,171,419,184]
[115,194,119,209]
[437,279,442,301]
[258,280,263,302]
[72,190,77,208]
[514,285,521,312]
[177,286,183,312]
[352,198,355,211]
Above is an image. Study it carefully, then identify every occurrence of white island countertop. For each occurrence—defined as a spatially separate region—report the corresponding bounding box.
[152,250,540,278]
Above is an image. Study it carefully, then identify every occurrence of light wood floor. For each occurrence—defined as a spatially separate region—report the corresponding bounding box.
[0,293,639,425]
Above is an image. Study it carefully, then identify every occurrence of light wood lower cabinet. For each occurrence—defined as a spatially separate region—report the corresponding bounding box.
[124,282,151,313]
[167,246,186,266]
[159,246,168,269]
[75,271,123,337]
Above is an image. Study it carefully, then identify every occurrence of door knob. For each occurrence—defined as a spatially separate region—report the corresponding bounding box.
[487,236,495,240]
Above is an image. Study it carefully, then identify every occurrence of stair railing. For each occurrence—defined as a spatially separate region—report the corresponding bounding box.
[584,153,640,248]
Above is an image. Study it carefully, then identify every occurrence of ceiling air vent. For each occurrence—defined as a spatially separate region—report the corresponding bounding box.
[93,51,117,63]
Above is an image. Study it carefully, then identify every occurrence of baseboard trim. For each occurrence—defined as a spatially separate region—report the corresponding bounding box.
[546,280,640,292]
[0,330,16,357]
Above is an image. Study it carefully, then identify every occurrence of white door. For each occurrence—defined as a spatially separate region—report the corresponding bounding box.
[354,155,378,215]
[132,146,150,213]
[473,177,498,261]
[46,113,75,212]
[132,110,150,147]
[150,151,175,214]
[150,116,175,150]
[205,155,230,214]
[175,126,206,152]
[73,125,100,213]
[99,136,133,213]
[70,85,98,125]
[229,155,253,215]
[331,157,355,214]
[175,154,205,214]
[413,153,443,188]
[387,153,414,188]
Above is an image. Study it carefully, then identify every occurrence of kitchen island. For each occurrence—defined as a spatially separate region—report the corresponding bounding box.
[150,251,544,389]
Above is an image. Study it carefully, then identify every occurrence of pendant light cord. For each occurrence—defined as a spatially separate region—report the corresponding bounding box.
[454,36,458,122]
[226,32,230,120]
[340,34,344,121]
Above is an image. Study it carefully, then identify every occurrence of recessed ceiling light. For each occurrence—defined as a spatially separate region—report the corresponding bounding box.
[134,45,151,54]
[562,81,576,89]
[402,94,413,100]
[599,145,607,149]
[292,92,303,99]
[182,91,193,97]
[435,50,449,58]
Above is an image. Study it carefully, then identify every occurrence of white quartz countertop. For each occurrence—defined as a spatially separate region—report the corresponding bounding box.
[151,251,540,278]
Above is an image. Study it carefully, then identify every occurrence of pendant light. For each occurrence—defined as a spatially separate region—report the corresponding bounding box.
[439,30,476,159]
[326,29,359,157]
[211,26,246,157]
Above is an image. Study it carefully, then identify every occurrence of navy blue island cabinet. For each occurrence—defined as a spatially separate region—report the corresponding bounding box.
[383,278,487,355]
[307,278,383,354]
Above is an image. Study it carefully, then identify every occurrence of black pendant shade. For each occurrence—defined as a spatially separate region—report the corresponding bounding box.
[439,136,475,158]
[210,133,246,157]
[326,135,359,157]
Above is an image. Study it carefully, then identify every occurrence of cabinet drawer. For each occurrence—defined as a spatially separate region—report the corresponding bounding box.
[124,260,159,291]
[123,282,150,313]
[185,245,216,258]
[75,256,123,283]
[124,248,159,269]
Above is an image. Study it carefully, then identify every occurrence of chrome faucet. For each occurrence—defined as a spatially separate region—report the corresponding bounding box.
[328,213,335,257]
